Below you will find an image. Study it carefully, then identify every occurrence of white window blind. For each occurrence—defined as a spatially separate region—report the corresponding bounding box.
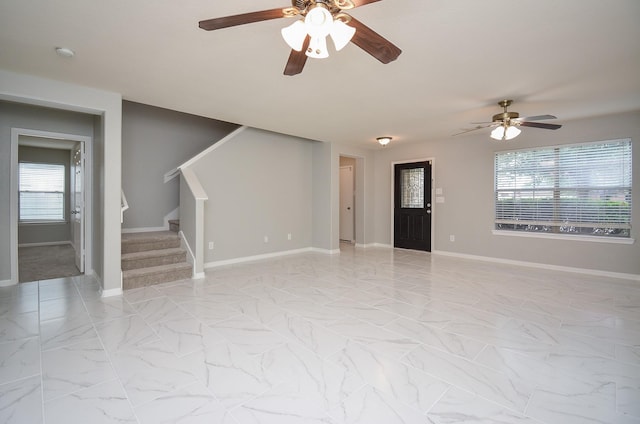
[19,162,66,221]
[495,139,632,237]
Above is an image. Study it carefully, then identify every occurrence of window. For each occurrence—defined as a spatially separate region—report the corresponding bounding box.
[19,162,66,222]
[494,139,632,238]
[400,168,425,208]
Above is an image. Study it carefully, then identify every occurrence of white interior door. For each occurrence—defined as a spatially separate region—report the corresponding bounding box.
[339,165,354,242]
[71,143,84,272]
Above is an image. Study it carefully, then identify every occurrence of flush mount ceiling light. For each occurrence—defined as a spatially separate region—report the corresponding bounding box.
[55,47,75,58]
[453,100,562,140]
[377,136,392,146]
[198,0,402,76]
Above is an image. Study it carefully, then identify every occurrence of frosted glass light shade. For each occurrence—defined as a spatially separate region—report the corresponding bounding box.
[306,36,329,58]
[330,20,356,51]
[377,137,392,146]
[281,20,307,51]
[305,7,333,37]
[490,125,521,141]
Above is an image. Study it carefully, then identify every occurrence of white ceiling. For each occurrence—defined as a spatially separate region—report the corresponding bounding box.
[1,0,639,148]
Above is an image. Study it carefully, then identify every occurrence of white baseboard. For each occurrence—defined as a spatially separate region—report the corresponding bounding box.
[101,287,123,298]
[205,247,314,269]
[0,279,15,287]
[18,241,71,247]
[432,250,640,282]
[310,247,341,255]
[355,243,392,249]
[121,225,168,234]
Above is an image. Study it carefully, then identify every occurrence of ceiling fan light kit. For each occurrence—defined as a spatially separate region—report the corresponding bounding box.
[490,124,521,141]
[199,0,401,75]
[454,99,562,141]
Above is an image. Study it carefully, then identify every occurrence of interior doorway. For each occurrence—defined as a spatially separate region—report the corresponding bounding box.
[339,165,355,242]
[10,129,92,284]
[339,156,357,245]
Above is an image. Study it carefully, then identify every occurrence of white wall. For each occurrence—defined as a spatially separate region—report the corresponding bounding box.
[373,111,640,277]
[0,70,122,291]
[189,127,314,264]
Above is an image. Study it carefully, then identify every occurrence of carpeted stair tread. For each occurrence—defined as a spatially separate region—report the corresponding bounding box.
[123,261,192,276]
[122,262,192,290]
[121,247,186,261]
[121,230,191,289]
[121,231,180,253]
[121,247,187,271]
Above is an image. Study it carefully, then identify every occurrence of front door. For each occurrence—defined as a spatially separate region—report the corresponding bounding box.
[394,161,432,251]
[70,143,84,272]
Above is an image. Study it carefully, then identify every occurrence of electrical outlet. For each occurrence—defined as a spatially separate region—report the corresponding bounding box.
[449,235,455,242]
[208,241,214,250]
[287,233,292,241]
[264,236,269,243]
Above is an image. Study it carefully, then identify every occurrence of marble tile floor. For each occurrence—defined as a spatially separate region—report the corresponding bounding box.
[1,246,639,423]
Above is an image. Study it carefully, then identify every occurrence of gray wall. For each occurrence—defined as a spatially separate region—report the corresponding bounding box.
[0,100,95,282]
[18,146,71,245]
[373,110,640,276]
[92,115,105,282]
[312,141,333,251]
[121,101,238,230]
[189,127,314,264]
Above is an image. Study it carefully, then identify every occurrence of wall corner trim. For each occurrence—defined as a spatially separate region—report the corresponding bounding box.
[101,287,123,298]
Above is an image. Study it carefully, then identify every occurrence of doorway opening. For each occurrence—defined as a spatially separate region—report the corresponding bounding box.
[10,129,92,284]
[339,159,355,244]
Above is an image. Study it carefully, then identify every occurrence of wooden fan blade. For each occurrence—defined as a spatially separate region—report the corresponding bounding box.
[452,125,493,136]
[513,114,557,122]
[352,0,383,7]
[519,121,562,130]
[348,17,402,64]
[284,36,311,76]
[199,8,287,31]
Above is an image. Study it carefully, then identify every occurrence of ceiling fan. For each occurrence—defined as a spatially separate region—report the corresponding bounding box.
[199,0,402,76]
[454,100,562,141]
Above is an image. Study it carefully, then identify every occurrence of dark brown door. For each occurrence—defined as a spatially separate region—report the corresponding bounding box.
[394,161,432,251]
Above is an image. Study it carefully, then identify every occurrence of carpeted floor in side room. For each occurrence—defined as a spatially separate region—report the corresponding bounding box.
[18,244,81,283]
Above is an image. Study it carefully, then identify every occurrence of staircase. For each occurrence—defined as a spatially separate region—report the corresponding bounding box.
[121,221,192,290]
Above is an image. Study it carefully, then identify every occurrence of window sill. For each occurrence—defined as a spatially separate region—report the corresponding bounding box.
[19,221,68,226]
[492,230,635,245]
